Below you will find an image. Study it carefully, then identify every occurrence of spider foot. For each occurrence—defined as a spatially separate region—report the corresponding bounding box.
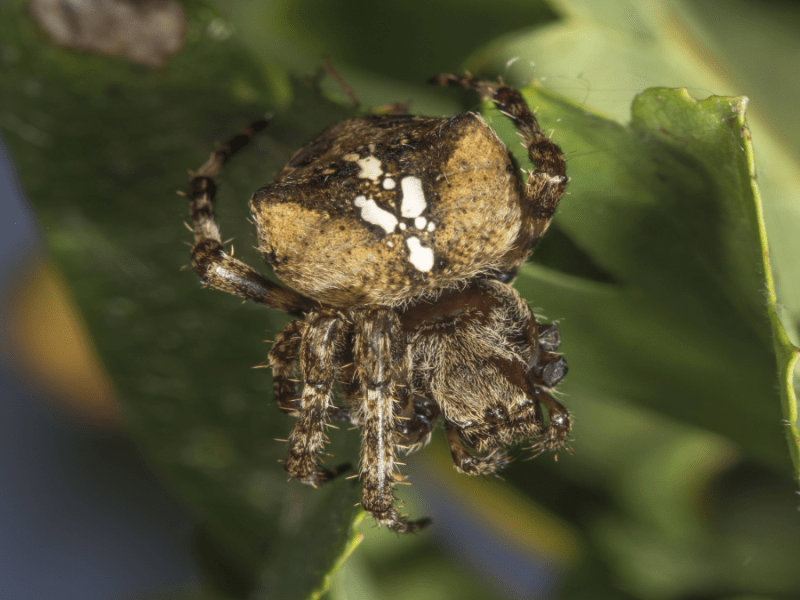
[318,462,353,483]
[531,390,571,453]
[528,415,572,458]
[388,516,431,534]
[286,461,352,487]
[363,481,431,534]
[529,430,572,456]
[454,449,510,476]
[373,508,431,534]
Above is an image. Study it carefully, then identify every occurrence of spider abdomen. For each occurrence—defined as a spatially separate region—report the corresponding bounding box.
[250,112,526,308]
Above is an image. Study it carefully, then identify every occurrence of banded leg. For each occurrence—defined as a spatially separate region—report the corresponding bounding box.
[431,74,567,259]
[187,120,316,316]
[269,320,304,415]
[353,307,428,533]
[284,310,346,486]
[445,422,509,476]
[269,319,354,422]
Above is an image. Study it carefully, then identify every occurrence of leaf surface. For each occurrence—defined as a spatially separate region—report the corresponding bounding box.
[0,3,364,598]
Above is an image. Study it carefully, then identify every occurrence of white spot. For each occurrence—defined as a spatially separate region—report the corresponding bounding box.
[427,221,436,232]
[342,153,359,162]
[356,155,382,181]
[214,264,236,281]
[368,387,386,494]
[543,174,565,186]
[354,195,397,234]
[382,177,395,190]
[399,222,407,231]
[406,237,434,272]
[400,176,426,218]
[387,240,394,248]
[414,216,427,230]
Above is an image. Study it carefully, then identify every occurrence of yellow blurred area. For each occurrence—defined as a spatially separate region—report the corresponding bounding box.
[6,257,122,428]
[423,438,582,566]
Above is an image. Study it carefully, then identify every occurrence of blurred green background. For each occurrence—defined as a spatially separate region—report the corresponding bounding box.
[1,0,799,599]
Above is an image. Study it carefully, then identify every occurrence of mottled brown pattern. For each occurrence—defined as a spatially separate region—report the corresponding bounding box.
[269,319,304,415]
[184,75,571,533]
[351,308,426,532]
[250,112,521,307]
[430,74,568,265]
[283,310,346,485]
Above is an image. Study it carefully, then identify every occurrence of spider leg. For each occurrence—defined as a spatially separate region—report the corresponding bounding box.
[445,421,509,476]
[269,319,304,416]
[269,319,355,423]
[187,120,316,316]
[284,310,347,486]
[353,307,429,533]
[532,389,571,452]
[525,318,569,449]
[430,73,567,265]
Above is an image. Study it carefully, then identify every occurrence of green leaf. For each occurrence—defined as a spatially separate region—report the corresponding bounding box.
[446,82,800,598]
[5,0,800,598]
[493,84,798,473]
[0,2,364,598]
[466,0,800,478]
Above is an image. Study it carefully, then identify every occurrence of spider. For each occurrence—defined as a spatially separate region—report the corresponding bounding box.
[186,74,571,533]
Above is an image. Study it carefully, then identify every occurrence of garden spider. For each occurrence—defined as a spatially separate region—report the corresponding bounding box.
[186,74,570,532]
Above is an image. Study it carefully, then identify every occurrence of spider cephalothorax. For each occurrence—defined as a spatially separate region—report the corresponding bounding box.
[186,74,570,532]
